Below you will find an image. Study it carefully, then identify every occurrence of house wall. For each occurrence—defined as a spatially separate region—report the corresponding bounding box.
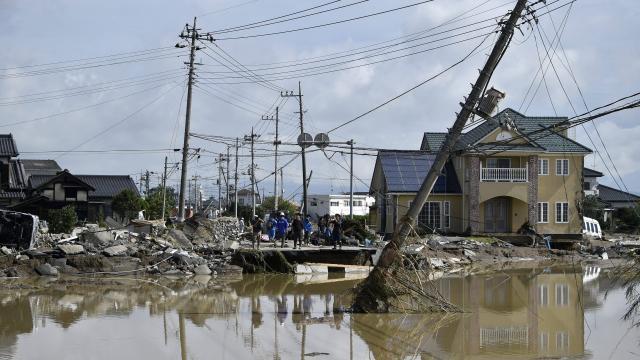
[536,155,583,234]
[385,193,463,234]
[54,183,64,201]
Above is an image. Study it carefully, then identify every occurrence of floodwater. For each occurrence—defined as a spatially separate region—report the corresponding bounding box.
[0,266,638,359]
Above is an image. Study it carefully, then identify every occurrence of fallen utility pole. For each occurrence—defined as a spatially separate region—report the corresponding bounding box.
[282,83,308,217]
[353,0,528,313]
[176,17,213,221]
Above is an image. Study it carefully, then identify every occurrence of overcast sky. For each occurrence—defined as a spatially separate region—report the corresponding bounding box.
[1,0,639,201]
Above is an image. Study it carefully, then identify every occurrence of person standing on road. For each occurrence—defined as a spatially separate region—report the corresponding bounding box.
[330,214,343,250]
[251,215,264,249]
[267,214,277,243]
[303,215,313,246]
[276,212,289,248]
[291,213,304,250]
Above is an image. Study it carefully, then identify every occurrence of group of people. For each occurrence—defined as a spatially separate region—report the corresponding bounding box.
[244,212,345,250]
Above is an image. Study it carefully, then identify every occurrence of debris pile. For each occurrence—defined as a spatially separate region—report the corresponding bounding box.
[0,215,244,278]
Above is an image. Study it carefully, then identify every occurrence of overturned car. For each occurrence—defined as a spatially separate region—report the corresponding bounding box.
[0,209,38,249]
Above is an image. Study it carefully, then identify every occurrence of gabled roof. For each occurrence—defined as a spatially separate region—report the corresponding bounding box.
[0,134,19,157]
[598,184,640,203]
[374,150,461,193]
[420,108,592,154]
[583,168,604,178]
[30,170,95,192]
[21,159,62,177]
[30,172,138,198]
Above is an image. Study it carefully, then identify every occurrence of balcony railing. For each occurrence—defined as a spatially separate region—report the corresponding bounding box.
[481,166,528,182]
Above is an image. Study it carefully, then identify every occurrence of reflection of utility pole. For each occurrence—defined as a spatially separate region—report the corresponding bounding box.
[179,312,187,360]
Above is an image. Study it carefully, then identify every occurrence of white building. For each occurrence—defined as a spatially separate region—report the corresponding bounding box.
[306,194,375,217]
[233,189,261,207]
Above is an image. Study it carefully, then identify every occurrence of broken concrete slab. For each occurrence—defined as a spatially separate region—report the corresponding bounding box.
[1,246,12,255]
[428,258,445,269]
[463,249,476,258]
[194,264,212,275]
[82,230,113,247]
[58,244,85,255]
[166,229,193,249]
[102,245,128,257]
[35,263,59,276]
[229,241,240,250]
[16,254,29,261]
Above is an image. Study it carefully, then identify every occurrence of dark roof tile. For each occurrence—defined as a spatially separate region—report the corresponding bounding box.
[0,134,19,157]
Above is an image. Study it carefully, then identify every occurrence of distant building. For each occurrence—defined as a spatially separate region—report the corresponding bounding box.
[0,134,139,222]
[232,189,261,207]
[306,193,375,218]
[582,167,640,209]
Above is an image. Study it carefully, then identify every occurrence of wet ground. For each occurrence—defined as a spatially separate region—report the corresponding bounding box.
[0,265,638,359]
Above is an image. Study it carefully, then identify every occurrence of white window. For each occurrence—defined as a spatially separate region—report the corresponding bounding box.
[353,200,363,207]
[556,331,569,351]
[343,200,350,207]
[539,158,549,175]
[555,284,569,306]
[537,202,549,223]
[330,201,339,207]
[443,201,451,229]
[487,158,511,168]
[539,332,549,352]
[556,159,569,176]
[555,202,569,223]
[417,201,442,231]
[538,284,549,306]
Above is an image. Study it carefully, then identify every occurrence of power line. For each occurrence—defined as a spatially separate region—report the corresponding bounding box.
[214,0,436,41]
[326,31,495,134]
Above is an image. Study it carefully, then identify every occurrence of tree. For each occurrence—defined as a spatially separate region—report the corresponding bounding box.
[259,196,298,215]
[48,205,78,233]
[111,189,144,222]
[582,195,606,224]
[144,186,177,220]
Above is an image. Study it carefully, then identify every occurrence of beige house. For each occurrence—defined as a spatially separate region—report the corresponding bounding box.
[369,108,591,239]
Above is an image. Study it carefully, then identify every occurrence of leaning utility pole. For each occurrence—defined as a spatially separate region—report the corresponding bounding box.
[176,17,213,221]
[234,137,239,218]
[282,83,307,216]
[353,0,528,312]
[262,107,280,211]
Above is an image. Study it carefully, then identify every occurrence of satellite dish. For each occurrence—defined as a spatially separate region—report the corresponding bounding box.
[314,133,330,149]
[297,133,313,148]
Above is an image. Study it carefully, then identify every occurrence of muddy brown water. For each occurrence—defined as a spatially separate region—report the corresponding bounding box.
[0,265,638,359]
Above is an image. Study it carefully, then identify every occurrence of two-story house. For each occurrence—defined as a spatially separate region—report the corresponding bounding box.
[370,109,590,239]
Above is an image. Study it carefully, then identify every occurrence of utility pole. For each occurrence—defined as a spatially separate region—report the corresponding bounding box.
[354,0,528,312]
[162,157,168,221]
[245,128,259,217]
[144,170,151,198]
[348,139,354,219]
[262,106,280,211]
[226,145,231,209]
[192,175,200,214]
[282,83,307,216]
[218,153,223,214]
[176,17,213,221]
[234,137,239,218]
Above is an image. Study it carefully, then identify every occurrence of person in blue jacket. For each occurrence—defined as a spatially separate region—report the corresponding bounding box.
[303,215,313,246]
[267,214,277,244]
[276,212,289,248]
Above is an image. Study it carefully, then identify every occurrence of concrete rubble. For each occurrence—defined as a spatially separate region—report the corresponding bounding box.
[0,214,244,278]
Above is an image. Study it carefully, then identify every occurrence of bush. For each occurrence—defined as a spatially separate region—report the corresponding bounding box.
[48,205,78,233]
[342,215,377,241]
[112,189,144,221]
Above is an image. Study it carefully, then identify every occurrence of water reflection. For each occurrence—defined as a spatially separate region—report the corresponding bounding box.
[0,266,636,359]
